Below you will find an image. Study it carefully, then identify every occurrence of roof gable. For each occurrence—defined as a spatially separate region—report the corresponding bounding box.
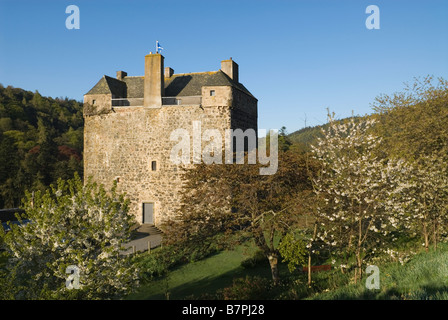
[85,75,126,97]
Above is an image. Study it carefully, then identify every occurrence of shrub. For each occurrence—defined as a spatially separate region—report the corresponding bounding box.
[240,250,266,269]
[135,245,187,282]
[220,276,271,300]
[136,239,222,283]
[188,243,219,262]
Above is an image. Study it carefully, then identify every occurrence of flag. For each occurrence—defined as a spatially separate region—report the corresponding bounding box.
[156,41,163,53]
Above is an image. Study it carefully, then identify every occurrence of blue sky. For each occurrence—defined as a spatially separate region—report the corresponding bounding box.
[0,0,447,133]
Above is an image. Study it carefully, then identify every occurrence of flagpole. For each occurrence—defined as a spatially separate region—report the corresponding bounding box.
[156,40,158,53]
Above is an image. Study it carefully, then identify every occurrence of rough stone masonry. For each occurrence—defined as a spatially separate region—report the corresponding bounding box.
[83,52,257,226]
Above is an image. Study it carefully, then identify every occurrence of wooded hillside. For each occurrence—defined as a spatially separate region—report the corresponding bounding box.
[0,84,83,208]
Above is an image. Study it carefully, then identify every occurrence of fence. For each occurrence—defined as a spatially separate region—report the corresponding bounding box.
[162,96,202,106]
[111,98,144,107]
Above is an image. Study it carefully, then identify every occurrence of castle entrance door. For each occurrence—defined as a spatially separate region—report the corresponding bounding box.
[142,202,154,225]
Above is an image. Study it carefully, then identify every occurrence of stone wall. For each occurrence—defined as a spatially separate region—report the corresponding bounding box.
[83,94,112,116]
[84,85,257,226]
[202,86,232,107]
[84,104,232,225]
[231,87,258,133]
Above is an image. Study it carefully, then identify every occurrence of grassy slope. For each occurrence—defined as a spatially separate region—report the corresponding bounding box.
[310,244,448,300]
[127,242,274,300]
[129,242,448,300]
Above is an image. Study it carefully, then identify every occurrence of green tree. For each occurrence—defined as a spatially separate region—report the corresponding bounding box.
[372,76,448,161]
[278,232,307,273]
[0,85,84,208]
[0,134,20,207]
[278,126,292,152]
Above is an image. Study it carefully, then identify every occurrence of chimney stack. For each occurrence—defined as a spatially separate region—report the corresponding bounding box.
[165,67,174,78]
[221,58,239,83]
[144,53,164,107]
[116,71,127,81]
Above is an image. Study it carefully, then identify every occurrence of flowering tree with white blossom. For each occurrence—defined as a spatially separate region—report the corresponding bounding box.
[385,155,448,252]
[0,174,139,299]
[370,76,448,257]
[311,114,406,283]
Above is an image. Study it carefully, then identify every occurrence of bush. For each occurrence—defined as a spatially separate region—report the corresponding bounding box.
[278,232,307,273]
[220,276,271,300]
[188,243,219,262]
[135,239,222,284]
[240,250,266,269]
[135,245,188,282]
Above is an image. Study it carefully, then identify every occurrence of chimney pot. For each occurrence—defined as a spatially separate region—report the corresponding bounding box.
[116,71,127,81]
[221,58,239,83]
[165,67,174,78]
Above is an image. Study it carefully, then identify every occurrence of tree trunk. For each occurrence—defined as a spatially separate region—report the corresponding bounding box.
[307,254,312,287]
[433,219,438,251]
[423,221,429,252]
[354,218,363,284]
[354,249,363,284]
[308,222,318,287]
[423,198,429,252]
[267,252,280,285]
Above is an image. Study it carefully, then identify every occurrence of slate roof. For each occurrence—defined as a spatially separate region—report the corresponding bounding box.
[164,70,254,97]
[85,70,254,99]
[85,76,127,97]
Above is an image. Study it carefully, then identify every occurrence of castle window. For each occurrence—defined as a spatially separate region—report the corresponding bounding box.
[210,90,215,96]
[151,161,157,171]
[92,99,96,105]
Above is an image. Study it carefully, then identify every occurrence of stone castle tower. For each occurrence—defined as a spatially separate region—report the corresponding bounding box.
[83,52,257,226]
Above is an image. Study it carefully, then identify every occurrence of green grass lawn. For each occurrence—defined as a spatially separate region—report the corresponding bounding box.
[127,242,276,300]
[129,241,448,300]
[309,244,448,300]
[3,235,448,300]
